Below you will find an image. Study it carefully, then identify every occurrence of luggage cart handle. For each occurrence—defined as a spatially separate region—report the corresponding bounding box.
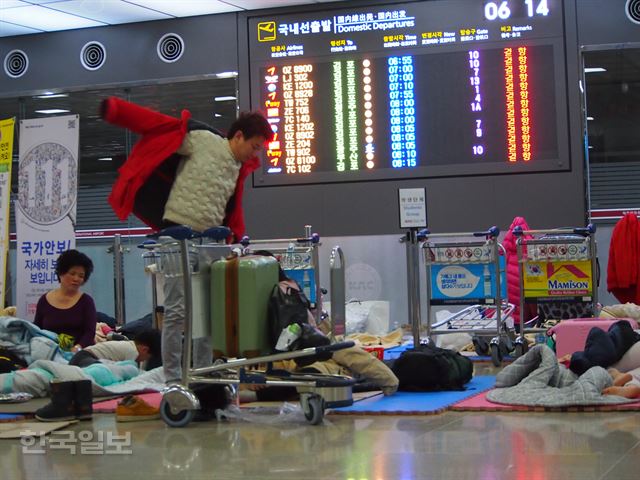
[137,239,160,249]
[573,223,597,236]
[152,225,196,240]
[150,225,231,241]
[513,224,596,237]
[416,226,499,240]
[473,226,500,238]
[201,226,231,242]
[314,341,355,354]
[240,232,320,247]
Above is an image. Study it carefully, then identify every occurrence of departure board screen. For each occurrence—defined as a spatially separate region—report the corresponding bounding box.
[248,0,569,186]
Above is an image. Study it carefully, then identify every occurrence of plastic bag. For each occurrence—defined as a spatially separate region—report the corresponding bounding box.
[215,402,329,425]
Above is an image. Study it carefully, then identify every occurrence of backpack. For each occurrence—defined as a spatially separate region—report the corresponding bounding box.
[0,346,27,374]
[267,280,312,349]
[267,279,330,366]
[391,343,473,392]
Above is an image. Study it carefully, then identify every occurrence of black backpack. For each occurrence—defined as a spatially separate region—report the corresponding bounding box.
[267,281,312,350]
[391,343,473,392]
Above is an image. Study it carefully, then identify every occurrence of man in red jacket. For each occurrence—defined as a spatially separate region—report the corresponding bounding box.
[157,112,272,383]
[103,97,272,242]
[102,98,273,383]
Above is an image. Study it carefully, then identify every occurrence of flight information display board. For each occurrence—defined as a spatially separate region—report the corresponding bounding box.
[248,0,569,186]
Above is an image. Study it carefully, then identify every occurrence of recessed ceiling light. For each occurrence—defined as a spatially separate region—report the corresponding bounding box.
[214,96,237,102]
[214,113,222,117]
[216,71,238,78]
[35,109,70,114]
[584,67,606,73]
[587,116,594,121]
[34,93,68,99]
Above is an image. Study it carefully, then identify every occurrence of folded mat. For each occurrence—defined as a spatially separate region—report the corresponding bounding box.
[329,375,495,415]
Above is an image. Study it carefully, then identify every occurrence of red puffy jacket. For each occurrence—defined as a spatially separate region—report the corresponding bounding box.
[607,213,640,304]
[502,217,534,325]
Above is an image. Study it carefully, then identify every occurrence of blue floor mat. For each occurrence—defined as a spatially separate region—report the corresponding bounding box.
[331,375,496,415]
[0,413,26,422]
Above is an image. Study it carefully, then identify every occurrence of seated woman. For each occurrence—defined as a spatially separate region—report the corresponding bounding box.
[34,249,96,352]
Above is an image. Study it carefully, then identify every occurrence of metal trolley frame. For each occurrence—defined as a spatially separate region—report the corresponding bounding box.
[150,226,354,428]
[420,227,515,367]
[513,224,598,356]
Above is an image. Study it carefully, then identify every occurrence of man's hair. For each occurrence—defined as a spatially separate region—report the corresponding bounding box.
[226,111,273,141]
[55,249,94,283]
[133,328,162,358]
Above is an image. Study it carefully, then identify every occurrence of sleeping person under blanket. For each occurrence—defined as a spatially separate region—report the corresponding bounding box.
[602,341,640,398]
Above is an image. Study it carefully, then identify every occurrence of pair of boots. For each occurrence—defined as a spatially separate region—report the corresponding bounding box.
[35,379,93,422]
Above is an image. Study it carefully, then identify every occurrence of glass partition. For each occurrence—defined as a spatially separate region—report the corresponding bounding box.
[3,76,238,320]
[584,47,640,216]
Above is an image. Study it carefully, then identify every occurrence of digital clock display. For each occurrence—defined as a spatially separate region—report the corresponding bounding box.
[249,0,568,186]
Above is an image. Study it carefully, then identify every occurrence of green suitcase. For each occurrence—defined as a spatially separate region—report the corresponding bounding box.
[210,255,279,358]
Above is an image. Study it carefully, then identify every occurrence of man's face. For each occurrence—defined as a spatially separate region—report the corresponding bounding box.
[230,131,267,163]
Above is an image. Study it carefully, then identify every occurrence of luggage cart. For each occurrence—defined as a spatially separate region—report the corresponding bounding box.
[513,224,598,356]
[153,226,355,427]
[421,227,515,367]
[240,225,323,323]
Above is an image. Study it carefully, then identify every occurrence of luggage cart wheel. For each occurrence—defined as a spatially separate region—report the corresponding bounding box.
[490,343,503,367]
[514,341,529,358]
[160,397,196,428]
[472,336,490,356]
[301,393,325,426]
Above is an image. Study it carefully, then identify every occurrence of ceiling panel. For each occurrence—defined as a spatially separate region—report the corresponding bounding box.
[0,0,348,37]
[19,0,67,4]
[222,0,314,8]
[126,0,241,17]
[0,4,105,30]
[46,0,172,23]
[0,1,30,8]
[0,21,41,35]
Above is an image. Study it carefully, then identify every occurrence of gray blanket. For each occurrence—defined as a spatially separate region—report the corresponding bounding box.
[486,345,635,407]
[0,360,166,398]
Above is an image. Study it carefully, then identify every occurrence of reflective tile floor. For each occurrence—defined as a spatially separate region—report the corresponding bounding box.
[3,408,640,480]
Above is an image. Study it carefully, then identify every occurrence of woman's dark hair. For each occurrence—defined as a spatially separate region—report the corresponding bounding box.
[55,249,94,283]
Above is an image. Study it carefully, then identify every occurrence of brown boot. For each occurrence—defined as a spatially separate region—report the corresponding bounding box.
[74,379,93,420]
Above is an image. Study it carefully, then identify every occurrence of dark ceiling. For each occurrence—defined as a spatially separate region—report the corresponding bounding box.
[0,76,238,184]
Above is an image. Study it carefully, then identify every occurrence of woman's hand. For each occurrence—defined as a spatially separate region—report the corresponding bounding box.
[71,344,82,353]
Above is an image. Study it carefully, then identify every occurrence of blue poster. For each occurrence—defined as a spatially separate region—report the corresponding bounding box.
[285,268,317,305]
[429,259,506,304]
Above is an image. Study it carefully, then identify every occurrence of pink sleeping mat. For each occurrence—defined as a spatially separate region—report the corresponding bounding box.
[548,318,639,358]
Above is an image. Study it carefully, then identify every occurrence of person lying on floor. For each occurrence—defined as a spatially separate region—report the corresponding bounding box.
[68,328,162,371]
[603,368,640,399]
[600,339,640,399]
[554,321,640,399]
